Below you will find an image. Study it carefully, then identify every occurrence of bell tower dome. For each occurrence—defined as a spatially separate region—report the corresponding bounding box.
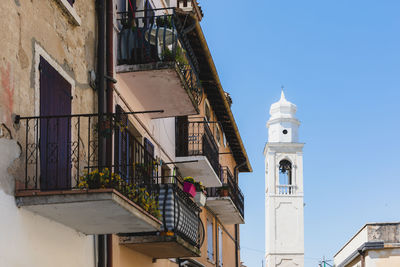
[267,90,300,143]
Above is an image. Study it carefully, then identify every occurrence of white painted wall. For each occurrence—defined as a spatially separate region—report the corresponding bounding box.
[152,117,176,161]
[334,226,368,265]
[0,139,95,267]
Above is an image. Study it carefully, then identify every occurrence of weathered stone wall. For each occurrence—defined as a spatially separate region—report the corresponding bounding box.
[0,1,97,267]
[0,0,97,194]
[368,223,400,243]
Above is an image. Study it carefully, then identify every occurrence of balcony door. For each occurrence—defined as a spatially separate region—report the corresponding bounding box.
[39,56,72,190]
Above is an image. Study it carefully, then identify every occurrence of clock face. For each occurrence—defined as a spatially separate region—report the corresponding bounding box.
[283,129,288,135]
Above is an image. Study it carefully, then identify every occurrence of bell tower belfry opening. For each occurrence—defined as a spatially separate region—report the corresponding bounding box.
[264,91,304,267]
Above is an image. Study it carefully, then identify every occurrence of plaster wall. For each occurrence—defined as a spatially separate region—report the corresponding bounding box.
[265,143,304,266]
[0,139,96,267]
[114,236,179,267]
[0,0,97,127]
[0,0,97,188]
[0,1,98,266]
[113,79,177,164]
[334,227,368,265]
[366,248,400,267]
[268,120,299,143]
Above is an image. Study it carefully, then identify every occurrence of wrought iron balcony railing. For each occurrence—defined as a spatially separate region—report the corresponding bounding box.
[15,113,161,216]
[207,167,244,218]
[175,117,221,178]
[116,8,202,106]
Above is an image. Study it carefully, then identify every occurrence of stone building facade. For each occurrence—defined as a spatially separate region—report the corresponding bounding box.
[0,1,251,267]
[334,222,400,267]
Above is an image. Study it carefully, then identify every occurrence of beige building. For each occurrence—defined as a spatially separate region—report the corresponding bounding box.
[0,0,251,267]
[334,222,400,267]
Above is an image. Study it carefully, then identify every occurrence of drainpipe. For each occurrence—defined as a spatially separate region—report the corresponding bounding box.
[233,161,246,267]
[358,250,365,267]
[106,0,114,265]
[105,0,115,166]
[96,0,106,266]
[97,0,106,167]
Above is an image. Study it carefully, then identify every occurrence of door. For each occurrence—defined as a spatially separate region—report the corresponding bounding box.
[39,56,72,190]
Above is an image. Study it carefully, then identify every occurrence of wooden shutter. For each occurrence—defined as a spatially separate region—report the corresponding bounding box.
[39,56,72,190]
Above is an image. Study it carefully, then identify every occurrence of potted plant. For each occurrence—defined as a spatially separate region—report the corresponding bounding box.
[183,177,197,197]
[194,181,207,207]
[218,185,230,197]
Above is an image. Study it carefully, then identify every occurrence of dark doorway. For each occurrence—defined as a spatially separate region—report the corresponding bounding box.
[39,56,72,190]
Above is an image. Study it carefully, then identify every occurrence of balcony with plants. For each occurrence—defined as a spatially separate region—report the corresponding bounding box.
[206,167,245,224]
[120,175,204,258]
[175,117,222,188]
[116,8,203,118]
[14,112,163,235]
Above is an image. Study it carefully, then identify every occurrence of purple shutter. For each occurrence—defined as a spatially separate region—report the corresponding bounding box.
[39,56,72,190]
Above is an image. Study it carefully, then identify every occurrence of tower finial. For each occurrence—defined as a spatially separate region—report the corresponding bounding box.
[280,86,286,101]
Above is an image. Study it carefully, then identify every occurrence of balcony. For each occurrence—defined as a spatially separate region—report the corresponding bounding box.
[206,167,244,224]
[276,185,296,195]
[175,118,222,187]
[116,8,202,118]
[14,113,162,234]
[120,182,204,258]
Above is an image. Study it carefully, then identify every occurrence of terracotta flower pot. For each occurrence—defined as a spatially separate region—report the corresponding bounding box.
[183,182,196,197]
[220,188,229,197]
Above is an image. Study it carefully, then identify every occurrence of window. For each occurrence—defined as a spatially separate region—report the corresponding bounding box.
[54,0,81,25]
[205,100,211,122]
[207,218,214,261]
[215,125,221,146]
[279,159,292,185]
[223,133,227,147]
[218,226,223,267]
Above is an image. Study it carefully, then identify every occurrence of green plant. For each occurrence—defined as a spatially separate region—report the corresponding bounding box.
[78,168,160,219]
[156,16,173,28]
[184,176,195,184]
[161,46,189,66]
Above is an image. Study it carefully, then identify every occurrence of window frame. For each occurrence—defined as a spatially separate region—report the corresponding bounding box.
[207,218,214,262]
[218,226,223,267]
[54,0,81,26]
[204,99,211,122]
[215,124,221,147]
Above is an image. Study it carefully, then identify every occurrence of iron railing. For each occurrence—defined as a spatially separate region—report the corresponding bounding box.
[16,112,205,243]
[121,177,205,249]
[175,117,221,179]
[14,113,159,201]
[206,167,244,219]
[117,8,202,106]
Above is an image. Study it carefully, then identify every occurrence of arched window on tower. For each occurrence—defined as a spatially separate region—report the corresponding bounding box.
[279,160,293,194]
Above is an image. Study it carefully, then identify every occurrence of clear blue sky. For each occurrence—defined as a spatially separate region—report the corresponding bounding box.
[199,1,400,266]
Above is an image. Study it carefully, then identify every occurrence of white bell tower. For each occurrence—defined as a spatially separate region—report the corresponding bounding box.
[264,91,304,267]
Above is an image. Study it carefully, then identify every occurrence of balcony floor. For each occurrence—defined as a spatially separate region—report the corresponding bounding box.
[120,235,201,259]
[116,62,198,118]
[206,196,244,224]
[15,189,161,235]
[175,155,222,188]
